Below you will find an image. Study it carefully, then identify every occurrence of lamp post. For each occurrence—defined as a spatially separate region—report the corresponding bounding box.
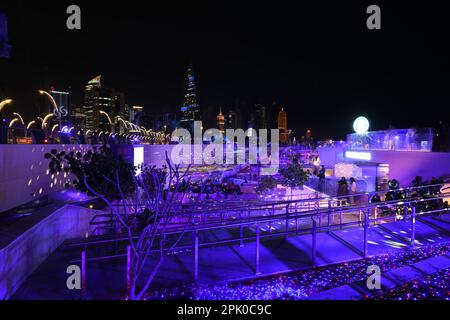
[26,120,36,136]
[41,113,55,137]
[12,112,26,137]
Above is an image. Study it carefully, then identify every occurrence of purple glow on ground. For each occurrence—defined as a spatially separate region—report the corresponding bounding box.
[370,268,450,300]
[146,243,450,300]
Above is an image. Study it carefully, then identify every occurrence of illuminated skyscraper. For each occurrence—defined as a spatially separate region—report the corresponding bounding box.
[83,76,117,132]
[0,11,11,58]
[50,89,70,123]
[130,105,144,126]
[180,68,201,131]
[217,108,225,134]
[278,108,288,144]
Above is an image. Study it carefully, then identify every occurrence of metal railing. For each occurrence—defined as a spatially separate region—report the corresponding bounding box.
[87,183,449,237]
[70,186,449,287]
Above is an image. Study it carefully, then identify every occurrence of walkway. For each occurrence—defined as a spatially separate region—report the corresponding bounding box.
[12,214,450,299]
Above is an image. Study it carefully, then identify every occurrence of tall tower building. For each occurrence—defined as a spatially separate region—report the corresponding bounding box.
[254,104,269,130]
[278,108,288,144]
[83,76,117,132]
[50,89,70,124]
[180,68,201,131]
[0,11,11,58]
[217,107,225,134]
[130,106,144,126]
[226,109,241,130]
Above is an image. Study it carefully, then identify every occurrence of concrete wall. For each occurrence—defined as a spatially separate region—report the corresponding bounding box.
[369,150,450,187]
[0,143,277,212]
[0,205,100,300]
[0,145,92,213]
[0,144,196,213]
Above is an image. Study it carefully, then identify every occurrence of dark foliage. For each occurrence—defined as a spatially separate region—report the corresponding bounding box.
[44,145,136,200]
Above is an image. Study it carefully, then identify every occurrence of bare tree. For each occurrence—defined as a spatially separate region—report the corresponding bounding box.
[46,147,206,299]
[95,155,205,299]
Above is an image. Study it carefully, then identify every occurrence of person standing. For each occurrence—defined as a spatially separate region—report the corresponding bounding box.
[337,177,348,206]
[349,177,357,204]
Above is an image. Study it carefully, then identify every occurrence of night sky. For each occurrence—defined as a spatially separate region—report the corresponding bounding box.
[0,1,449,139]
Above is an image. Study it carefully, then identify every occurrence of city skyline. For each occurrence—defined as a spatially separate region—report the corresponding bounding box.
[0,1,449,141]
[0,1,450,306]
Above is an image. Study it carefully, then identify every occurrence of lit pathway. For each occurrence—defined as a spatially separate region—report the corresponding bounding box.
[13,214,450,299]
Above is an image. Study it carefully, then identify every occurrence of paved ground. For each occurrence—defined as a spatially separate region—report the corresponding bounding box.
[309,252,450,300]
[12,213,450,300]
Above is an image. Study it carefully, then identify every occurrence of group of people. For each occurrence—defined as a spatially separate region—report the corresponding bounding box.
[337,177,357,204]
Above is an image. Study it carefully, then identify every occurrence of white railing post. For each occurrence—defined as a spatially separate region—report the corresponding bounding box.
[411,206,416,247]
[256,224,261,275]
[194,230,199,282]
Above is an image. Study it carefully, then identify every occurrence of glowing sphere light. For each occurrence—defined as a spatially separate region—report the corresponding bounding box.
[353,116,370,135]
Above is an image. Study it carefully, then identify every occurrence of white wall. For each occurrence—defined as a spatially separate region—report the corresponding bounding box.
[0,145,92,213]
[0,205,100,300]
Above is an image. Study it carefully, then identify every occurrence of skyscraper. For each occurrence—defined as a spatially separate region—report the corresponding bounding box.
[83,76,117,132]
[0,11,11,58]
[226,109,242,130]
[116,92,128,120]
[130,106,144,126]
[278,108,288,144]
[180,68,201,131]
[254,104,269,130]
[50,89,70,124]
[217,108,225,134]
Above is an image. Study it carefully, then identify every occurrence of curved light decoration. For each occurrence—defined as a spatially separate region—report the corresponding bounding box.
[9,118,19,127]
[0,99,13,113]
[39,90,59,114]
[116,117,129,129]
[12,112,25,127]
[42,113,54,128]
[125,121,137,130]
[99,110,113,124]
[51,124,59,133]
[353,116,370,135]
[12,112,26,135]
[26,120,36,130]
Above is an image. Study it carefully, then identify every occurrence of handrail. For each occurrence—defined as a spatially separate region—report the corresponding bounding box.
[105,184,449,220]
[70,193,449,248]
[72,207,450,264]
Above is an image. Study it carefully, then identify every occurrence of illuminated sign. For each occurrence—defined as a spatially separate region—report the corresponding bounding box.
[345,151,372,161]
